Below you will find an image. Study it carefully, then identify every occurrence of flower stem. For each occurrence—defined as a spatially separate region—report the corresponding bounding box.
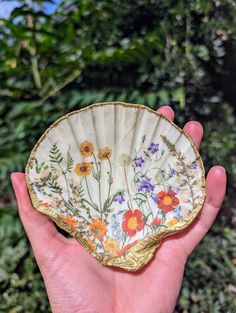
[124,165,133,210]
[93,153,103,218]
[85,176,94,206]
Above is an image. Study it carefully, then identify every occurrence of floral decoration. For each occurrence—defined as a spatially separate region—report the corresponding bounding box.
[122,209,145,237]
[30,133,202,260]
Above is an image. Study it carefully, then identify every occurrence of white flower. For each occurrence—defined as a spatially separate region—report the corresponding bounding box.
[118,153,131,166]
[39,169,51,180]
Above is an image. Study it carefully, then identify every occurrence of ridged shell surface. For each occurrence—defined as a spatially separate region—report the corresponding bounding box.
[26,102,205,271]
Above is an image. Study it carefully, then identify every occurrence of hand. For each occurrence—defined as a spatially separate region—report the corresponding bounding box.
[11,106,227,313]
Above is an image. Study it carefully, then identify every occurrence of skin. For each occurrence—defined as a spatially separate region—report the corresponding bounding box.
[11,106,227,313]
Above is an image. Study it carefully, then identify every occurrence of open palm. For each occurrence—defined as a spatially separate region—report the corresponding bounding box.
[12,106,226,313]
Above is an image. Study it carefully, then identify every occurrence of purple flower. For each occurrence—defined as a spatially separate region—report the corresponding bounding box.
[138,177,154,193]
[134,156,145,167]
[151,193,158,203]
[174,206,183,220]
[169,169,177,177]
[192,161,198,169]
[114,194,125,204]
[148,143,159,154]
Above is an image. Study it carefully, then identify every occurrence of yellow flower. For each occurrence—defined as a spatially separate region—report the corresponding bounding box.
[89,219,107,239]
[62,216,79,227]
[118,153,131,166]
[86,239,96,251]
[80,141,94,157]
[104,237,120,257]
[74,162,93,176]
[98,147,112,160]
[167,218,179,227]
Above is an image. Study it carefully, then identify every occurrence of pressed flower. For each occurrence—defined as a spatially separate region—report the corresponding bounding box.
[157,190,180,213]
[167,218,179,227]
[151,193,158,203]
[118,240,138,256]
[98,147,112,160]
[41,201,50,208]
[138,177,154,193]
[122,209,145,237]
[89,219,107,239]
[148,143,159,154]
[39,170,51,180]
[74,162,93,176]
[150,217,162,226]
[62,216,79,227]
[118,153,131,166]
[104,237,120,256]
[80,141,94,157]
[134,156,145,167]
[173,206,183,220]
[114,193,125,204]
[86,239,96,251]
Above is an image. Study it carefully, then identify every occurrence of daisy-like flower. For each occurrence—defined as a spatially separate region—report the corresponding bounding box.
[122,209,145,237]
[80,141,94,157]
[62,216,79,227]
[157,190,180,213]
[89,219,107,239]
[104,237,120,257]
[98,147,112,160]
[74,162,93,176]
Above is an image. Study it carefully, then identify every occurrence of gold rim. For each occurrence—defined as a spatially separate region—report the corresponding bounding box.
[25,101,206,271]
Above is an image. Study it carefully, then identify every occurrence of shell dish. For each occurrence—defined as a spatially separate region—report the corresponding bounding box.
[26,102,206,271]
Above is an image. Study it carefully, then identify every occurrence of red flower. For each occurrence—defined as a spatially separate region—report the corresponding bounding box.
[150,217,162,226]
[122,209,145,237]
[118,240,138,256]
[157,190,180,212]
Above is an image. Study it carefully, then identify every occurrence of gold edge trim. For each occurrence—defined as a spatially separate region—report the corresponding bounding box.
[25,101,206,271]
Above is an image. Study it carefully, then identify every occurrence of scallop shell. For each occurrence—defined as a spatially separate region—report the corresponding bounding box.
[26,102,205,271]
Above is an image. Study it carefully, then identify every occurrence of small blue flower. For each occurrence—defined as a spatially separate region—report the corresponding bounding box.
[151,193,158,203]
[134,156,145,167]
[173,206,183,220]
[114,193,125,204]
[138,177,154,193]
[111,214,122,240]
[148,143,159,154]
[192,161,198,169]
[169,169,177,177]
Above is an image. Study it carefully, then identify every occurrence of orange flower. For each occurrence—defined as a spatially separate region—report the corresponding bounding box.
[150,217,162,226]
[89,219,107,239]
[86,239,96,251]
[104,238,120,256]
[157,190,180,213]
[122,209,145,237]
[118,240,138,256]
[167,218,179,227]
[80,141,94,157]
[74,162,93,176]
[98,147,112,160]
[62,216,79,227]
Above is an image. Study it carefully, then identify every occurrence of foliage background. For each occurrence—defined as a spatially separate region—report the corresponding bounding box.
[0,0,236,312]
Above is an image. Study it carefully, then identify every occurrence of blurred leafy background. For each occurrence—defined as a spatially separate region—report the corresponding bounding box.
[0,0,236,312]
